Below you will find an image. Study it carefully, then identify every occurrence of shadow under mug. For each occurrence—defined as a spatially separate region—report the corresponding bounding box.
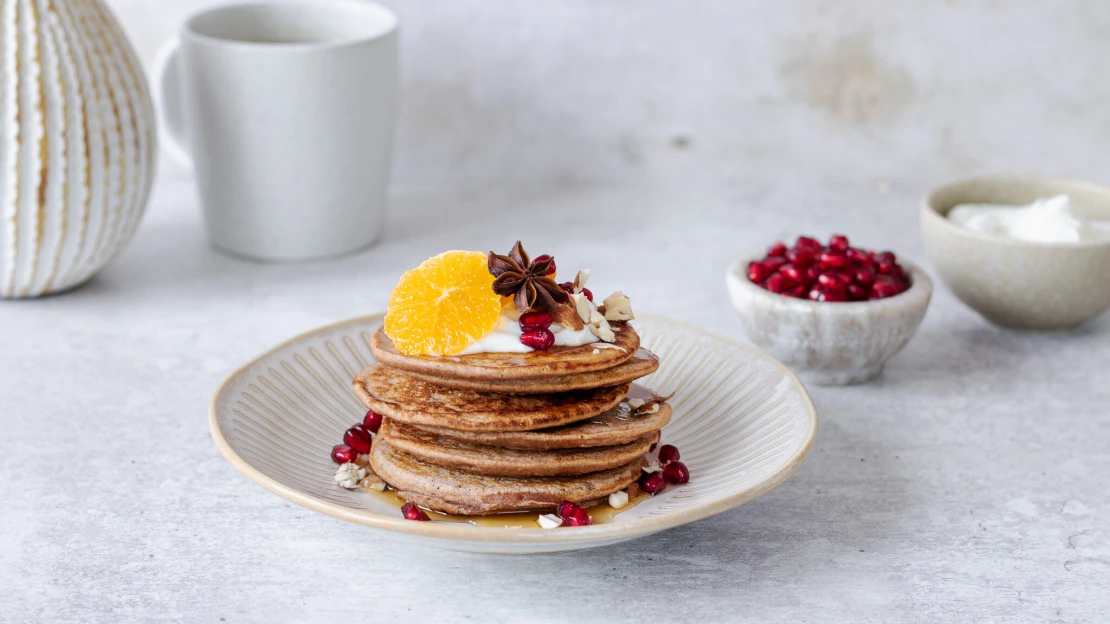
[155,0,398,262]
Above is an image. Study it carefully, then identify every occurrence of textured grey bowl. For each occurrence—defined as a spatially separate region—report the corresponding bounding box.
[921,176,1110,330]
[725,259,933,386]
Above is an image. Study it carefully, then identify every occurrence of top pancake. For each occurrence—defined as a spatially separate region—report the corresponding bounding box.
[402,348,660,395]
[353,363,630,431]
[369,323,640,381]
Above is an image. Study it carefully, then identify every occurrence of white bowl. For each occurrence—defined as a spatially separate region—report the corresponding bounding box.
[210,313,818,554]
[725,258,933,385]
[922,176,1110,330]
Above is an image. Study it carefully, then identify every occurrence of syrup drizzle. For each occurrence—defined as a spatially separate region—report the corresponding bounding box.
[365,486,650,528]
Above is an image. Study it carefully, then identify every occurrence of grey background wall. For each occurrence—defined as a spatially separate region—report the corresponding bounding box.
[109,0,1110,189]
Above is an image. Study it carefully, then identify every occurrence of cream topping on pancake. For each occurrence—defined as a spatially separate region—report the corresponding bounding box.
[460,313,599,355]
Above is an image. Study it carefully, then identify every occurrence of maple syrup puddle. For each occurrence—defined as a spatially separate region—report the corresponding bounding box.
[366,486,650,528]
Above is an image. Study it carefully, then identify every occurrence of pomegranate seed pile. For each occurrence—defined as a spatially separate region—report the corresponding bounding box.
[638,444,689,496]
[747,235,911,302]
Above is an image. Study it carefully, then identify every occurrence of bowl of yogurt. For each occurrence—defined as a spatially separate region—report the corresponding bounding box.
[922,176,1110,329]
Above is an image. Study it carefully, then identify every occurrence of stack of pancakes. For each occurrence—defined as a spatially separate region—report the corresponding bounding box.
[354,323,670,515]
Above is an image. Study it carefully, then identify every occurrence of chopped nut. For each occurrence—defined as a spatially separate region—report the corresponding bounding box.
[627,398,646,409]
[588,308,616,342]
[602,291,634,321]
[631,393,674,416]
[592,348,600,354]
[573,269,590,293]
[551,302,585,330]
[360,477,386,491]
[334,462,367,490]
[572,293,593,324]
[627,482,642,498]
[642,460,661,473]
[354,453,372,468]
[537,513,563,529]
[608,490,630,509]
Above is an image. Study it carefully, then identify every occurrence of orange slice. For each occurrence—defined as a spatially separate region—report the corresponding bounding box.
[384,250,503,355]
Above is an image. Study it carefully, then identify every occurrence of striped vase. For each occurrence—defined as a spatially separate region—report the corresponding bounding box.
[0,0,155,298]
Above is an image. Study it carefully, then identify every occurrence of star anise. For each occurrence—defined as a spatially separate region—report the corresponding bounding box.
[488,241,569,313]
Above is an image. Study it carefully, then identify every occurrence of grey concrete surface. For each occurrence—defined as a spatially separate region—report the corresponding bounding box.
[1,171,1107,622]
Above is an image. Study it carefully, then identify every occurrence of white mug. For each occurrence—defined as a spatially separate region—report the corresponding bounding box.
[155,1,398,261]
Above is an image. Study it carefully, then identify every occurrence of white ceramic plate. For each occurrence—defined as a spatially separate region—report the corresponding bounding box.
[210,314,818,554]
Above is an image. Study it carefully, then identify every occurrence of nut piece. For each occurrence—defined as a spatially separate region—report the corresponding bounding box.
[608,490,630,509]
[571,293,592,324]
[334,462,367,490]
[627,398,646,409]
[588,308,616,342]
[573,269,590,293]
[602,291,634,321]
[537,513,563,529]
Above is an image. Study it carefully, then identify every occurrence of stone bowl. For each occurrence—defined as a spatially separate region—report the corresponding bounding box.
[725,258,933,386]
[921,176,1110,330]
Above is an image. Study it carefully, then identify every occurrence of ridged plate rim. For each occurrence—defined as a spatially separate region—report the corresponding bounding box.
[209,313,819,545]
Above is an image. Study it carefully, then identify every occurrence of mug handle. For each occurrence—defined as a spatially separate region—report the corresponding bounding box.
[152,37,192,168]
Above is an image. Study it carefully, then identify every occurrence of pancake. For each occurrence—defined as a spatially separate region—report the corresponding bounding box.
[403,347,660,395]
[369,323,640,381]
[353,363,630,431]
[370,438,645,515]
[412,400,672,450]
[379,418,658,476]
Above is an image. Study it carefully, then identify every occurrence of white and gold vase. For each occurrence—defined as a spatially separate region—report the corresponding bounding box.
[0,0,155,298]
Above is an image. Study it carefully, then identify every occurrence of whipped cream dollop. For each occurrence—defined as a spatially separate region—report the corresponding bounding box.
[459,314,600,355]
[947,195,1110,243]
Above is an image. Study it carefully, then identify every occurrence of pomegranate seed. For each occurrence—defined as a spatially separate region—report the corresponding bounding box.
[804,265,821,283]
[562,507,592,526]
[847,248,872,267]
[762,256,787,272]
[828,234,850,252]
[808,286,848,302]
[747,261,767,284]
[768,241,788,257]
[532,254,557,275]
[657,444,680,465]
[854,267,875,285]
[362,409,383,433]
[344,424,372,453]
[816,273,841,289]
[331,444,358,464]
[796,236,822,250]
[789,284,808,298]
[877,261,895,275]
[519,311,553,332]
[786,248,816,268]
[520,329,555,351]
[662,461,690,485]
[876,251,897,264]
[819,252,850,269]
[401,502,430,521]
[779,264,803,284]
[847,283,870,300]
[639,471,667,495]
[870,277,902,299]
[582,288,593,302]
[556,500,580,518]
[558,281,575,294]
[765,273,787,294]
